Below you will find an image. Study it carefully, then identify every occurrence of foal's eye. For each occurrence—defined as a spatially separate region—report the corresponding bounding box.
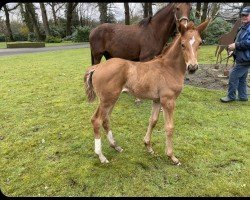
[181,44,185,48]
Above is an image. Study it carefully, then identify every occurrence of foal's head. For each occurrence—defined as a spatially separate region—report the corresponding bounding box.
[179,20,210,74]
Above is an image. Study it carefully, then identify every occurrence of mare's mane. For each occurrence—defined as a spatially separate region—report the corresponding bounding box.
[138,3,174,27]
[152,21,197,60]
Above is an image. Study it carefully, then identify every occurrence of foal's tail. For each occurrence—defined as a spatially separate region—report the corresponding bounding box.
[84,68,96,102]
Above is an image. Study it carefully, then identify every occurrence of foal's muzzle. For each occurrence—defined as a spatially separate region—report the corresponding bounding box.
[187,64,198,74]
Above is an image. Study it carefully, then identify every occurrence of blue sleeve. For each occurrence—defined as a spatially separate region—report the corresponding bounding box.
[236,30,250,50]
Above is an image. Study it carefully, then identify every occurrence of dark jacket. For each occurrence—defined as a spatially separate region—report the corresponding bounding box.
[233,22,250,65]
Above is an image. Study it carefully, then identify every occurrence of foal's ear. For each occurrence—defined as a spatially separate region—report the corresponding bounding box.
[179,23,187,35]
[196,19,210,34]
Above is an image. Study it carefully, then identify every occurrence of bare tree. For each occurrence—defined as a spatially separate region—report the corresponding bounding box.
[3,5,15,41]
[19,3,34,33]
[65,2,78,36]
[47,3,65,26]
[148,3,153,16]
[25,3,43,41]
[39,3,50,39]
[142,3,149,18]
[98,3,109,24]
[201,3,209,22]
[124,2,130,25]
[195,3,202,19]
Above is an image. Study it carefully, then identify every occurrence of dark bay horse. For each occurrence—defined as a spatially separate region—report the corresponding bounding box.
[84,20,210,164]
[89,3,192,65]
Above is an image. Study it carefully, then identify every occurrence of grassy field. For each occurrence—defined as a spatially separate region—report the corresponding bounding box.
[0,46,249,197]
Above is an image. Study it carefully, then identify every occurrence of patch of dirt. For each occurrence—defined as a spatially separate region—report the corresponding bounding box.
[184,64,233,90]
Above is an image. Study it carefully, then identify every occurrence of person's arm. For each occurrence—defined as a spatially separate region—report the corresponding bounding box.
[235,31,250,50]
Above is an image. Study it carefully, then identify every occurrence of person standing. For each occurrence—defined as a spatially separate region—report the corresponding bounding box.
[220,6,250,102]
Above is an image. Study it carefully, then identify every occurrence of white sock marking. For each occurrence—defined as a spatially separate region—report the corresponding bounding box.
[95,138,102,155]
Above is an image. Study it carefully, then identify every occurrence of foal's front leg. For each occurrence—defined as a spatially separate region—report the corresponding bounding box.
[161,97,181,165]
[144,100,161,154]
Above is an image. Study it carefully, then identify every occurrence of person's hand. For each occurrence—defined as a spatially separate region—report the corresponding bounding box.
[228,43,235,51]
[228,51,234,56]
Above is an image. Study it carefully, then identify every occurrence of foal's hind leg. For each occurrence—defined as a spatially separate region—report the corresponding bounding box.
[144,100,161,154]
[161,97,180,165]
[102,105,123,152]
[91,105,110,163]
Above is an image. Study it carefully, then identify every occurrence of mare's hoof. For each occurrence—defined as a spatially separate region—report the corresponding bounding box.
[135,99,142,106]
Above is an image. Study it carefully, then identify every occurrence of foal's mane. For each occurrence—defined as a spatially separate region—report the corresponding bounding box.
[138,3,174,27]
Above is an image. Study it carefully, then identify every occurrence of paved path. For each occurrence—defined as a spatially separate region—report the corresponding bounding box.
[0,43,90,57]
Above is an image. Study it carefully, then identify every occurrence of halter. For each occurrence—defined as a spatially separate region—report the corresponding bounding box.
[174,14,189,34]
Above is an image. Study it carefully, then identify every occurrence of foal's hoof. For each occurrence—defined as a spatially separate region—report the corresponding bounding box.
[114,146,123,152]
[99,155,109,164]
[147,148,155,155]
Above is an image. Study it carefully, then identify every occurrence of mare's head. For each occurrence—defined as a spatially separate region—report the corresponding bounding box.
[174,3,192,27]
[179,20,210,74]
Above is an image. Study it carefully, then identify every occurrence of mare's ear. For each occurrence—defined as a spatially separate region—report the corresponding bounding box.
[179,23,187,35]
[197,19,210,34]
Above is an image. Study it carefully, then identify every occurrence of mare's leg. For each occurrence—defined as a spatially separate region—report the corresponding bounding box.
[144,100,161,154]
[161,97,180,165]
[102,104,123,152]
[92,52,103,65]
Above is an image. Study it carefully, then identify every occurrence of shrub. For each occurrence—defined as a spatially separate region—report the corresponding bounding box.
[0,34,6,42]
[13,33,28,41]
[202,17,232,45]
[71,26,91,42]
[28,32,37,42]
[45,36,62,43]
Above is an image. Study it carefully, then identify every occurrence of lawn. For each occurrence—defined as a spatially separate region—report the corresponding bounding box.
[0,46,249,197]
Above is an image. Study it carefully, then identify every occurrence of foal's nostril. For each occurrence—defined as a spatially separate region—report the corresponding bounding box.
[188,64,198,74]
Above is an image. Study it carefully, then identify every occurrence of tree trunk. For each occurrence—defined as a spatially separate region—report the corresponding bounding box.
[201,3,209,22]
[195,3,201,19]
[211,3,220,19]
[124,3,130,25]
[51,3,58,26]
[98,3,108,24]
[143,3,149,18]
[66,3,78,36]
[39,3,50,39]
[25,3,43,41]
[148,3,153,16]
[20,3,34,32]
[3,5,14,41]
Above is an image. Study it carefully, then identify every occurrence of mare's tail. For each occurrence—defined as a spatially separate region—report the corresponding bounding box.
[91,49,94,65]
[84,68,96,102]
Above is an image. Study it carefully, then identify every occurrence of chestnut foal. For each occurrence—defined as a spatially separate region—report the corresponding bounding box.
[84,20,209,164]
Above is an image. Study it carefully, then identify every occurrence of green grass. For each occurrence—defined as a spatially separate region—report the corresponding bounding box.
[0,41,83,49]
[0,47,249,197]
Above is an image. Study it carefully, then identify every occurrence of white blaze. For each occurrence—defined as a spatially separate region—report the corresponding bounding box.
[189,36,195,56]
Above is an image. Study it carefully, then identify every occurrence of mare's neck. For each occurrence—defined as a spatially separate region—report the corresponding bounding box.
[151,4,176,44]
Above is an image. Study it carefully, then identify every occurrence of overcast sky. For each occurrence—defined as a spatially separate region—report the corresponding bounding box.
[0,3,163,22]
